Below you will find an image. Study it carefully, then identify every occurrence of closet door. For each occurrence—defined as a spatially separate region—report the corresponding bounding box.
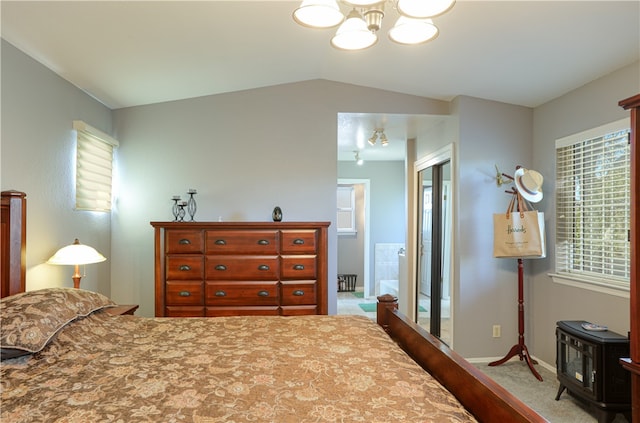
[416,160,451,345]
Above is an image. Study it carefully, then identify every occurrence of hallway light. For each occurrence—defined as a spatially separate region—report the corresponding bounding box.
[368,128,388,146]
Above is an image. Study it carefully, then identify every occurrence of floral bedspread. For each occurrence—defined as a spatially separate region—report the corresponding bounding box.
[1,312,477,422]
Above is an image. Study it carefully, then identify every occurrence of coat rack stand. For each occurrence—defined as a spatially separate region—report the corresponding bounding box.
[488,257,543,381]
[489,168,543,381]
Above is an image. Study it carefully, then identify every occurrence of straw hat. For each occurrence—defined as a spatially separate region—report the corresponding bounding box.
[514,168,543,203]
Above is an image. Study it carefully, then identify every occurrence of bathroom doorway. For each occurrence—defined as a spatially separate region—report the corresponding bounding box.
[336,179,370,314]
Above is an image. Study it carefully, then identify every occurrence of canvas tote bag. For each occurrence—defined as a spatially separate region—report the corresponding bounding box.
[493,193,546,258]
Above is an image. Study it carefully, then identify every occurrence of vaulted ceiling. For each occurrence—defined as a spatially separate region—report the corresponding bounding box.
[2,1,638,161]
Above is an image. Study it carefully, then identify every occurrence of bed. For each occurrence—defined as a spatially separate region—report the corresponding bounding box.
[0,190,551,422]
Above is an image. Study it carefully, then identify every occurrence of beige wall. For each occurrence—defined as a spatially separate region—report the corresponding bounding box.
[1,40,113,294]
[449,95,535,357]
[337,160,406,296]
[529,61,639,366]
[110,80,447,317]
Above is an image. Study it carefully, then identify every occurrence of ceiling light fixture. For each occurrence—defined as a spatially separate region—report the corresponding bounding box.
[368,130,378,146]
[354,151,364,165]
[379,132,389,146]
[368,128,388,146]
[292,0,454,50]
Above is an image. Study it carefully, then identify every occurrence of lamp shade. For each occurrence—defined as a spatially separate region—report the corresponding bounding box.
[47,239,106,266]
[389,17,439,45]
[293,0,344,28]
[397,0,455,18]
[331,9,377,50]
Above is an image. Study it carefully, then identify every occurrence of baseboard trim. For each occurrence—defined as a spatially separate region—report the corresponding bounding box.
[466,356,556,375]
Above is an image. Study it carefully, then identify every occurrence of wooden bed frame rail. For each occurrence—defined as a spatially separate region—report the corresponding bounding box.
[377,294,549,423]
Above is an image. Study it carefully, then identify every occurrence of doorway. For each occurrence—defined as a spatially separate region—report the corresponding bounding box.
[336,179,370,297]
[415,147,453,346]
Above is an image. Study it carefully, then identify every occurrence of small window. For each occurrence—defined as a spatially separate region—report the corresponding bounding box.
[554,118,630,293]
[337,185,356,235]
[73,121,119,212]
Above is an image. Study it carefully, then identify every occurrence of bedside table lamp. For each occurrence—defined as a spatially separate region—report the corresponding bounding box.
[47,238,106,288]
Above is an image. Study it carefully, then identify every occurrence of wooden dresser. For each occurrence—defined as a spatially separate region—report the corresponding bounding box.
[151,221,330,317]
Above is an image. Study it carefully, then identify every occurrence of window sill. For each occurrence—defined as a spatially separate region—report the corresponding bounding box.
[337,230,357,237]
[549,273,630,299]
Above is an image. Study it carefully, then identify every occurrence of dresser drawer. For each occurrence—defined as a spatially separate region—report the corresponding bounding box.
[166,230,204,254]
[206,255,279,280]
[280,230,318,254]
[206,230,278,254]
[205,281,279,305]
[281,255,316,279]
[281,305,318,316]
[165,306,205,317]
[166,256,204,280]
[166,281,204,305]
[281,281,316,305]
[206,306,280,316]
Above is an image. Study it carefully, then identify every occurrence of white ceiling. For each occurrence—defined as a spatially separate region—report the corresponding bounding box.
[2,1,639,162]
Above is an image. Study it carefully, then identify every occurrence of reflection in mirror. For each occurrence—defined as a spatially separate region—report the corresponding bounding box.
[417,160,451,345]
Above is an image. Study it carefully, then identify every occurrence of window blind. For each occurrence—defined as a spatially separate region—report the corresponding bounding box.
[555,119,630,288]
[72,121,119,212]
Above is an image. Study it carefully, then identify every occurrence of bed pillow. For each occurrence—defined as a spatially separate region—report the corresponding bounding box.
[0,287,115,358]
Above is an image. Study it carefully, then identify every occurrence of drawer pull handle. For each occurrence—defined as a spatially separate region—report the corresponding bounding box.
[258,265,270,271]
[215,290,226,297]
[179,239,191,245]
[179,291,191,297]
[179,265,191,271]
[257,290,269,297]
[293,264,305,270]
[215,239,226,245]
[293,290,305,296]
[215,264,227,271]
[257,239,270,245]
[293,239,305,245]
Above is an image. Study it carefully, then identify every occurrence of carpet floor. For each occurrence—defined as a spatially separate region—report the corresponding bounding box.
[476,360,630,422]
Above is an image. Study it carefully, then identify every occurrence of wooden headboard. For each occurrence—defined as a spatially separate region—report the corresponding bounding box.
[1,190,26,298]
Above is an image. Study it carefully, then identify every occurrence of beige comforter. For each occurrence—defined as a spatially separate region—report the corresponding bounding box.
[1,312,477,422]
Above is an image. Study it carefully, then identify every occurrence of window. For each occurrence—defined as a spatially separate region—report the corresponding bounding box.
[554,118,630,293]
[72,121,119,212]
[337,185,356,235]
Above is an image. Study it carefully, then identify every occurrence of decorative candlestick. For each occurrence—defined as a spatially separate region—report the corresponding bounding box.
[187,189,197,221]
[177,201,187,222]
[171,196,181,221]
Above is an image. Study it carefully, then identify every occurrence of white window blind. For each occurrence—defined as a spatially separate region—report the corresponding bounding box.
[337,185,356,234]
[72,121,119,212]
[555,118,630,289]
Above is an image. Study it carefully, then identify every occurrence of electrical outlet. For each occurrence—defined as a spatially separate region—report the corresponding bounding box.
[492,325,501,338]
